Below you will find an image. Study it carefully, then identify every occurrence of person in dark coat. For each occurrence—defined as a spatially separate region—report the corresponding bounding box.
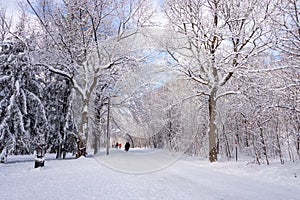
[124,142,130,151]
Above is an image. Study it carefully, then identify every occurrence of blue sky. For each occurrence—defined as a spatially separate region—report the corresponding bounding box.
[2,0,163,20]
[2,0,20,22]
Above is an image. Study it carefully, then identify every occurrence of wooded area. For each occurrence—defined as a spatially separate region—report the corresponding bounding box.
[0,0,299,164]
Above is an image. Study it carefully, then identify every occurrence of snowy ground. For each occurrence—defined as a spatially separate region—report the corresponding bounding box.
[1,148,299,200]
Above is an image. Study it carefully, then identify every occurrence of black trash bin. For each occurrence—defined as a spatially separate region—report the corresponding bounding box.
[34,146,45,168]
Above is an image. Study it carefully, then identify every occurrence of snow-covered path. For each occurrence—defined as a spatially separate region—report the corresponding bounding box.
[1,149,299,200]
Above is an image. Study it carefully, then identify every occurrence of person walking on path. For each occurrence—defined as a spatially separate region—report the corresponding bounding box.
[125,142,130,151]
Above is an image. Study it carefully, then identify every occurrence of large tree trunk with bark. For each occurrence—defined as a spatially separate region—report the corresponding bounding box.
[76,100,89,158]
[208,88,218,162]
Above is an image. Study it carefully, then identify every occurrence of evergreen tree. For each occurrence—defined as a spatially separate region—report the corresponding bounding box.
[0,39,48,161]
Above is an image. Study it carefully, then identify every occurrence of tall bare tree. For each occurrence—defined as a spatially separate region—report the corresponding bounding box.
[163,0,279,162]
[27,0,154,156]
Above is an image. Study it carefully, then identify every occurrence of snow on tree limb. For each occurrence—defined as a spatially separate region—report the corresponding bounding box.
[216,91,240,102]
[31,62,85,98]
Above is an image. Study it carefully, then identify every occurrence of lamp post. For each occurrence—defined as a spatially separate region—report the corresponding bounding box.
[106,95,111,155]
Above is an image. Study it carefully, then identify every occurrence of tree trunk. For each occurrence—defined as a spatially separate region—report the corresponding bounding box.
[80,104,89,141]
[208,88,218,162]
[276,133,284,165]
[60,90,70,159]
[275,119,284,165]
[258,124,269,165]
[93,131,99,155]
[56,143,62,159]
[297,135,300,159]
[252,134,260,165]
[296,123,300,159]
[287,131,294,162]
[222,124,231,160]
[76,139,86,158]
[242,113,249,147]
[76,100,88,158]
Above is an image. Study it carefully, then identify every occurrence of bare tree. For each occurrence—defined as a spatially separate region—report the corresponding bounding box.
[0,3,12,41]
[163,0,279,162]
[27,0,154,157]
[275,0,300,62]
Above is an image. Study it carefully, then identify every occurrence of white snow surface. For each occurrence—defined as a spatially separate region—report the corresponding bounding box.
[1,148,299,200]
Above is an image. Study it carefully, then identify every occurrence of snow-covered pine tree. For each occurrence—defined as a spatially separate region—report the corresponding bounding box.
[0,38,48,161]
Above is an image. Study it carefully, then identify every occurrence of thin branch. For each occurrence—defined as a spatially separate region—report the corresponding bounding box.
[219,71,234,86]
[26,0,63,53]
